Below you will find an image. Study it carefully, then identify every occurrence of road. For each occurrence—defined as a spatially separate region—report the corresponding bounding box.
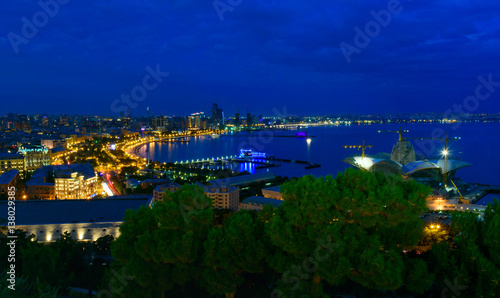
[103,172,120,196]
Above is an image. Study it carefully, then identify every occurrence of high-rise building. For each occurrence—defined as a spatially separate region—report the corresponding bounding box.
[247,113,252,128]
[152,116,169,131]
[212,103,223,128]
[234,111,240,128]
[189,112,205,130]
[170,117,187,130]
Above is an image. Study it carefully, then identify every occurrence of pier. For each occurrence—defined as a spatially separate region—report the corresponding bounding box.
[173,155,320,171]
[469,184,500,204]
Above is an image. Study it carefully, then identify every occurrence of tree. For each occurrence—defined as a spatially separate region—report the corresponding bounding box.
[432,199,500,297]
[266,169,431,296]
[94,235,114,254]
[202,210,267,298]
[0,270,61,298]
[112,184,213,297]
[19,243,59,287]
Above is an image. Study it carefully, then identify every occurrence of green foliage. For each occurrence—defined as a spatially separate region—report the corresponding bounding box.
[266,169,431,295]
[19,243,59,286]
[112,184,214,297]
[202,210,267,296]
[431,199,500,297]
[94,234,114,254]
[0,271,61,298]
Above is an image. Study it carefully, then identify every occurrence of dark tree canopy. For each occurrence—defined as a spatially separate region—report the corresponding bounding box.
[266,169,431,296]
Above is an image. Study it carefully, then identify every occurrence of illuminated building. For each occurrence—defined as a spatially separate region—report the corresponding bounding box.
[201,185,240,211]
[54,163,98,200]
[152,182,240,211]
[18,144,50,174]
[343,137,471,184]
[261,185,283,200]
[0,153,25,177]
[41,139,67,150]
[27,163,98,200]
[2,197,151,242]
[152,116,169,131]
[152,182,239,211]
[188,112,207,130]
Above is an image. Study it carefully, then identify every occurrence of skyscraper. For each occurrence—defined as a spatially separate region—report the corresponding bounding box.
[246,112,252,128]
[234,110,240,128]
[212,103,223,128]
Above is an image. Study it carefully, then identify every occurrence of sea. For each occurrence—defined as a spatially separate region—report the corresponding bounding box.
[138,123,500,205]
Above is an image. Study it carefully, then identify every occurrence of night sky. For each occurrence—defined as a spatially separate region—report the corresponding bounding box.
[1,0,499,116]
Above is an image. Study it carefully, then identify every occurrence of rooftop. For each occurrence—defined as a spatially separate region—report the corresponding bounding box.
[26,166,54,186]
[241,196,283,208]
[153,182,181,192]
[0,153,24,159]
[53,163,96,180]
[0,198,150,225]
[27,163,96,186]
[262,185,281,193]
[0,169,19,185]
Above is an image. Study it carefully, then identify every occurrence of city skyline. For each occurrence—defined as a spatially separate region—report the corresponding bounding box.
[1,1,500,116]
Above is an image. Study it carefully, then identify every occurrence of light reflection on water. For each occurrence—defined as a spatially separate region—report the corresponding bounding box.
[139,123,500,184]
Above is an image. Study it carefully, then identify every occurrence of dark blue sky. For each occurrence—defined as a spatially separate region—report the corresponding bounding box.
[1,0,499,116]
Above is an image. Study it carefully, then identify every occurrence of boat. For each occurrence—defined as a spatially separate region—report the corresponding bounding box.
[211,133,220,138]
